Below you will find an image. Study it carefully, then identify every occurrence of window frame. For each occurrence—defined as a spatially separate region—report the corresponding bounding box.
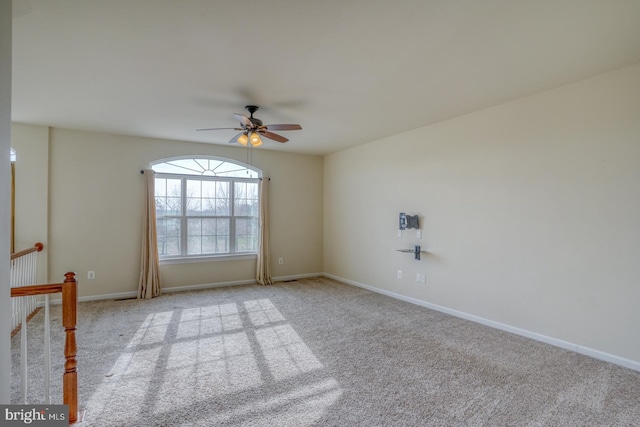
[151,156,261,263]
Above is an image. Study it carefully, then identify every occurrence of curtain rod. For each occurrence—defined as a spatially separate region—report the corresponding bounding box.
[140,169,270,180]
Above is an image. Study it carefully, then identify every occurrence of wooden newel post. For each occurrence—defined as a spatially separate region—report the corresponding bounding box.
[62,272,78,424]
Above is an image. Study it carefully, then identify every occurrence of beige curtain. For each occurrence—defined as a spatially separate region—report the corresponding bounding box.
[256,177,273,285]
[138,169,161,298]
[10,161,15,254]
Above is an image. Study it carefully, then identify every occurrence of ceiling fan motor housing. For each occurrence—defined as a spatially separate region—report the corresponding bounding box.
[245,105,263,127]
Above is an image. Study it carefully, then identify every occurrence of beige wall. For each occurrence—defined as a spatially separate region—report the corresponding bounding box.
[10,127,323,298]
[11,123,49,284]
[324,63,640,364]
[1,0,12,402]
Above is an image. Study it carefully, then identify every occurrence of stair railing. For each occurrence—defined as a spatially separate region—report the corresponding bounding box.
[10,243,79,424]
[10,242,43,333]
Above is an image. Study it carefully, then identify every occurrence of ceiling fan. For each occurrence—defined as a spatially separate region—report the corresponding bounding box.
[197,105,302,147]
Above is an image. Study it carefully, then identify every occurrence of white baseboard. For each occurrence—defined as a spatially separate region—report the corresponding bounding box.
[39,272,324,306]
[323,273,640,373]
[40,290,139,306]
[162,278,256,293]
[157,273,324,293]
[274,272,324,282]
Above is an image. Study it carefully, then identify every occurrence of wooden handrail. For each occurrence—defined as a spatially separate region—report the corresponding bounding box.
[10,282,63,297]
[11,242,44,261]
[10,272,79,424]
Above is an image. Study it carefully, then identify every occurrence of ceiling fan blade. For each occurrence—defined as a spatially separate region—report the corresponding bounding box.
[264,124,302,131]
[234,113,253,128]
[197,127,242,131]
[259,130,289,143]
[228,132,245,144]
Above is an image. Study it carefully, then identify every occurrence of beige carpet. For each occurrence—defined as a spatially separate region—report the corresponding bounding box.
[11,277,640,426]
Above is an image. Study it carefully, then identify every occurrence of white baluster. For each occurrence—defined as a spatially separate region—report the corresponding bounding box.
[21,296,27,404]
[44,294,51,404]
[10,247,42,404]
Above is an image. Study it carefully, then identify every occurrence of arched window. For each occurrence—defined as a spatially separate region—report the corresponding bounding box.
[151,156,261,260]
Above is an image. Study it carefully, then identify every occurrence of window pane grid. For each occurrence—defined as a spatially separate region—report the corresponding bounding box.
[187,217,230,255]
[156,217,181,256]
[234,182,259,217]
[154,159,259,259]
[235,217,259,252]
[154,178,183,217]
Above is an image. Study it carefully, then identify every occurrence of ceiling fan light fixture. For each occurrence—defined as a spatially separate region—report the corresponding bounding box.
[237,133,249,145]
[250,132,262,147]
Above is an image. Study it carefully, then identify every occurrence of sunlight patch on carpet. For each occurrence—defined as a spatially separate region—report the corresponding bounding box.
[126,311,173,348]
[257,324,324,382]
[83,297,340,424]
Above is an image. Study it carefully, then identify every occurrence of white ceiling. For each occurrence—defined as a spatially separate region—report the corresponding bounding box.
[11,0,640,155]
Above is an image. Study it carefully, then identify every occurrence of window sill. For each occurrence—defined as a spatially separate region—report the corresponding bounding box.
[159,253,257,265]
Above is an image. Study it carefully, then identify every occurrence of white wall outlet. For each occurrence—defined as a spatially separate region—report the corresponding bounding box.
[416,273,421,282]
[278,258,284,264]
[397,230,402,238]
[397,270,402,279]
[417,230,422,239]
[421,274,426,284]
[88,271,95,280]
